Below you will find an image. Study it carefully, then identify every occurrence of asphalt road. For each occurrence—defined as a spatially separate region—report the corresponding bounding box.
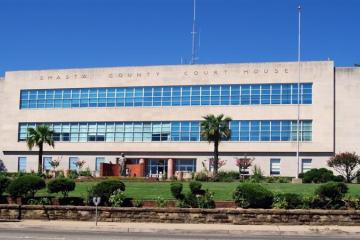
[0,229,360,240]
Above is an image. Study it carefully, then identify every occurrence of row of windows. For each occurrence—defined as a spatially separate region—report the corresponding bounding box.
[19,120,312,142]
[20,83,312,109]
[18,156,311,175]
[270,158,312,175]
[19,157,196,174]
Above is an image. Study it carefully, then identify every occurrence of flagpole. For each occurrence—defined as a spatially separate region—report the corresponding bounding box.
[296,5,301,178]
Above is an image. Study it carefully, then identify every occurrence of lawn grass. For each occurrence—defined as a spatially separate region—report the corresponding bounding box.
[37,180,360,201]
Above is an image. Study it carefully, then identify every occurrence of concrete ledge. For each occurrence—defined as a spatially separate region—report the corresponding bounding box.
[1,204,360,225]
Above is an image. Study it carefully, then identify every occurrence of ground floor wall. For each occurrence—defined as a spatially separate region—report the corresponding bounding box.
[0,151,332,177]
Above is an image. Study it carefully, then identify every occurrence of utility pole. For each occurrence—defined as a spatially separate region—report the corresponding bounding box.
[190,0,198,64]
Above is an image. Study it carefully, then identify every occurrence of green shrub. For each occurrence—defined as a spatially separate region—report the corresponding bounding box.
[197,190,215,209]
[67,170,78,179]
[265,177,292,183]
[189,181,203,195]
[315,182,348,201]
[332,175,345,182]
[216,171,239,182]
[7,175,45,197]
[134,199,144,208]
[90,180,125,206]
[170,182,183,199]
[109,190,127,207]
[250,165,264,183]
[233,183,273,208]
[47,178,76,198]
[0,176,11,196]
[79,168,92,177]
[26,197,51,205]
[155,196,167,208]
[272,193,303,209]
[311,182,348,209]
[171,181,214,209]
[302,168,335,183]
[194,172,208,181]
[58,197,84,206]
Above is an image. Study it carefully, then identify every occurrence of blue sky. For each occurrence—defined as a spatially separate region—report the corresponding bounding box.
[0,0,359,76]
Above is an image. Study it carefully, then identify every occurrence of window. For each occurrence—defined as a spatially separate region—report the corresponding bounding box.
[270,159,280,175]
[69,157,79,171]
[43,157,52,171]
[302,159,312,173]
[18,120,312,143]
[95,157,105,171]
[175,159,196,172]
[18,157,27,172]
[19,83,312,109]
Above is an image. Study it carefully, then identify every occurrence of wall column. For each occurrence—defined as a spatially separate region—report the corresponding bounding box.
[139,158,145,177]
[167,158,174,178]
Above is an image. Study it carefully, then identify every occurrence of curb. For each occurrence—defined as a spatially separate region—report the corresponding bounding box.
[1,222,360,237]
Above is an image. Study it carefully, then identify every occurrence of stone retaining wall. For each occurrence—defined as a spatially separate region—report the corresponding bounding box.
[1,204,360,225]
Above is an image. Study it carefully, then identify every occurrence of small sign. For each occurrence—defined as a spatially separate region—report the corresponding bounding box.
[93,197,101,206]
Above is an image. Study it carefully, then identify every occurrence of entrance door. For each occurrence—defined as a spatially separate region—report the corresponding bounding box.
[146,159,167,177]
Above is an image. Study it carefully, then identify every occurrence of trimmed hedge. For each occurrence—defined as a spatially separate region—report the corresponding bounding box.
[47,178,76,198]
[90,180,125,206]
[0,176,11,196]
[233,183,273,208]
[170,182,183,199]
[7,175,45,197]
[301,168,339,183]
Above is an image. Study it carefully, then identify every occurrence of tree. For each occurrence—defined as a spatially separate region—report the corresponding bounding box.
[26,125,55,173]
[0,159,7,172]
[200,114,232,176]
[49,157,61,172]
[236,156,254,181]
[327,152,360,183]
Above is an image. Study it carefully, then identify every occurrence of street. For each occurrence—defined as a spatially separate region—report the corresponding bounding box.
[0,228,360,240]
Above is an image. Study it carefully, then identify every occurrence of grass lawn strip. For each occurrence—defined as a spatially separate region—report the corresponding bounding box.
[37,181,360,201]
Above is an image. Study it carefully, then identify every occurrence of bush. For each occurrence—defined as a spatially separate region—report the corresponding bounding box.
[170,182,183,199]
[302,168,335,183]
[250,165,264,183]
[90,180,125,206]
[333,175,345,182]
[7,175,45,197]
[67,170,78,179]
[233,183,273,208]
[272,193,303,209]
[171,181,215,209]
[312,182,348,209]
[0,176,11,196]
[47,178,76,198]
[189,181,203,195]
[197,190,215,209]
[58,197,84,206]
[109,190,127,207]
[134,199,144,208]
[156,196,167,208]
[194,172,208,181]
[215,171,239,182]
[315,182,348,201]
[265,177,292,183]
[26,197,51,205]
[79,168,92,177]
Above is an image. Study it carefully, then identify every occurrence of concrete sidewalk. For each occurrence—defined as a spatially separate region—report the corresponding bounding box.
[1,220,360,236]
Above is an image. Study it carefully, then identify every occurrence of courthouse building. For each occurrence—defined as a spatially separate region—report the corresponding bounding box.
[0,61,359,177]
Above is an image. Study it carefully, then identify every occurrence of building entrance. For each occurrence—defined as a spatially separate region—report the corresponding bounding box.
[145,159,168,177]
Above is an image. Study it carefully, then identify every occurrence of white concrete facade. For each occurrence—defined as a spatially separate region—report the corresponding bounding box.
[0,61,358,177]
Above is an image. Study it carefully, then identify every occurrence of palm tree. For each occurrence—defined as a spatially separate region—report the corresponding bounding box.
[26,125,55,173]
[200,114,232,176]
